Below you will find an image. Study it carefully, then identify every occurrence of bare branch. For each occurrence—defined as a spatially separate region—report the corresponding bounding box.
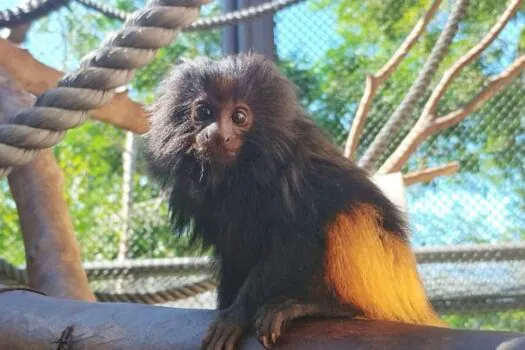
[376,0,523,174]
[419,0,522,120]
[343,0,444,159]
[376,0,445,83]
[358,0,470,172]
[345,75,377,159]
[378,55,525,174]
[403,161,460,186]
[432,56,525,131]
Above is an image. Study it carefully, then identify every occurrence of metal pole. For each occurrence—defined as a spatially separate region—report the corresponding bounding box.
[220,0,275,60]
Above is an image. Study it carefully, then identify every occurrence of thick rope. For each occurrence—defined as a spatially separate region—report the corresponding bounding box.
[0,0,210,177]
[0,259,28,284]
[433,295,525,314]
[74,0,128,21]
[2,244,524,285]
[0,0,70,28]
[95,277,217,303]
[415,243,525,264]
[1,243,524,304]
[84,256,212,280]
[76,0,307,30]
[358,0,470,172]
[1,0,306,30]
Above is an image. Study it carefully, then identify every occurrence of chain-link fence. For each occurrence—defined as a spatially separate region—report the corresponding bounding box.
[0,0,524,332]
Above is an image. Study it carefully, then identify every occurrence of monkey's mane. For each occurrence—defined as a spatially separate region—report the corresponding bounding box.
[146,53,407,254]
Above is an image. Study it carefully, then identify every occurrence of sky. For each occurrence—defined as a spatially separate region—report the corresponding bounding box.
[1,0,524,247]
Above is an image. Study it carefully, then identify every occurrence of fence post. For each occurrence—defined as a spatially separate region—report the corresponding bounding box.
[220,0,276,60]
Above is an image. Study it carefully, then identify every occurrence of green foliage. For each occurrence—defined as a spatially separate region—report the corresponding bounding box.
[442,311,525,332]
[54,121,124,260]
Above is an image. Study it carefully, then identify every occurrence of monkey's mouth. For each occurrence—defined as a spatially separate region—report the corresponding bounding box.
[193,144,238,165]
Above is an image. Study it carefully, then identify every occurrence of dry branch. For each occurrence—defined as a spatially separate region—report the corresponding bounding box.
[377,0,523,174]
[344,0,444,159]
[0,38,149,134]
[431,56,525,131]
[358,0,470,172]
[378,54,525,174]
[419,0,522,120]
[403,161,460,186]
[0,68,95,301]
[0,289,524,350]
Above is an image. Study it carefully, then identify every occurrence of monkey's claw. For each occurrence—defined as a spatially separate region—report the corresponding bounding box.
[201,320,244,350]
[255,299,299,348]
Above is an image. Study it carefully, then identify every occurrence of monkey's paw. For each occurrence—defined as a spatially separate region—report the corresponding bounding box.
[201,318,244,350]
[254,299,302,349]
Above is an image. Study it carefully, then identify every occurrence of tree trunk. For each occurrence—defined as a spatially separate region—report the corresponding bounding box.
[1,67,95,301]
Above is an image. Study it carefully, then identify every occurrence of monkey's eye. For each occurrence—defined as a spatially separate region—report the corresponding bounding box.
[195,104,213,121]
[232,109,248,126]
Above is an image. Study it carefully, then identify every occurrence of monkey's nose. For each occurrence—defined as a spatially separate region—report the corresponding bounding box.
[204,128,231,145]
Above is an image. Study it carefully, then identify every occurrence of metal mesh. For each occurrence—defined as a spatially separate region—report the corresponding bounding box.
[0,0,524,333]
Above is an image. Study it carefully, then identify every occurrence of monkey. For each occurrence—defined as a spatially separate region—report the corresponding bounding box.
[145,52,446,350]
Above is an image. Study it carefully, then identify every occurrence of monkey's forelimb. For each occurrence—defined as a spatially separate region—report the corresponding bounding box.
[201,237,320,350]
[254,298,357,348]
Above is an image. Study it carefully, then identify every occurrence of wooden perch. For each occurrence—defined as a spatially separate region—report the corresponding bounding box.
[403,161,460,186]
[344,0,444,159]
[0,38,149,134]
[379,54,525,174]
[0,68,95,301]
[0,289,524,350]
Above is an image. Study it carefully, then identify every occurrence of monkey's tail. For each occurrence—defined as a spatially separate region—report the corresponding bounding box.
[324,204,446,327]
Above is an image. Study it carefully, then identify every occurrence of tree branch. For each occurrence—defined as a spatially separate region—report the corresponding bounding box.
[344,0,444,159]
[358,0,470,172]
[1,68,95,301]
[431,56,525,131]
[0,38,149,134]
[377,0,523,174]
[403,161,460,186]
[418,0,522,120]
[0,289,524,349]
[378,54,525,174]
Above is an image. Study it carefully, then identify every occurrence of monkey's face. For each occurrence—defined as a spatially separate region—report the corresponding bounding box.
[191,100,253,165]
[147,53,300,186]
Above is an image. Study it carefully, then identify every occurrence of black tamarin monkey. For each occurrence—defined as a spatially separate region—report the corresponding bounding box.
[146,53,445,350]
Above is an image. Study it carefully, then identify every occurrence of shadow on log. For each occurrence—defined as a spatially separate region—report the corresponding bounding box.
[0,290,524,350]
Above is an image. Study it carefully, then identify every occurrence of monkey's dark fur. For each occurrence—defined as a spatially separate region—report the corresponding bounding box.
[146,53,441,350]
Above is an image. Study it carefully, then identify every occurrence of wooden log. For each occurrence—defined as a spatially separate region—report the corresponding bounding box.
[0,289,524,350]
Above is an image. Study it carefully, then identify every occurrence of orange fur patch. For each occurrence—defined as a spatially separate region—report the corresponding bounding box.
[325,204,446,327]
